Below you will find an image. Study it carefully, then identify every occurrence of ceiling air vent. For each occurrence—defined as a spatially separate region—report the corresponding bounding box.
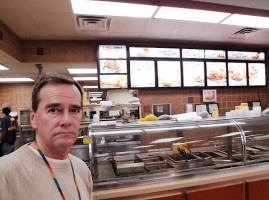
[76,16,110,31]
[228,27,263,40]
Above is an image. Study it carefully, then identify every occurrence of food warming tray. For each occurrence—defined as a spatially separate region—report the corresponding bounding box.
[112,154,145,176]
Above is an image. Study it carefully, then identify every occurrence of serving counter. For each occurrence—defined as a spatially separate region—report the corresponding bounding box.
[87,116,269,200]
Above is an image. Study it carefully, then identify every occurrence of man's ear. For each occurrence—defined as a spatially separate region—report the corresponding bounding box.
[30,109,37,129]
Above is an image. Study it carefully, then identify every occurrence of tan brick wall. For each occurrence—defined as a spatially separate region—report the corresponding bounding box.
[0,20,22,61]
[138,87,269,117]
[0,83,33,115]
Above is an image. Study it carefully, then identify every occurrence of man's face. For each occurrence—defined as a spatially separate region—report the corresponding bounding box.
[30,83,82,150]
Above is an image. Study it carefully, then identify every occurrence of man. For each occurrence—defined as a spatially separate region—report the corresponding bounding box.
[0,103,16,155]
[0,73,93,200]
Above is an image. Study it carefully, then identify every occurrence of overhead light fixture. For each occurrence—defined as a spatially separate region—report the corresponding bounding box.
[83,85,98,89]
[68,68,97,74]
[0,64,9,70]
[155,7,231,23]
[0,78,34,82]
[221,14,269,28]
[71,0,157,18]
[73,77,98,81]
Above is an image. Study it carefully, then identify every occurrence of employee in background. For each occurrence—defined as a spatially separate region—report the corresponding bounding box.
[0,73,93,200]
[0,103,16,155]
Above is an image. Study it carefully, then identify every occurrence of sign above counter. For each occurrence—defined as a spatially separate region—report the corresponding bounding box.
[97,45,267,89]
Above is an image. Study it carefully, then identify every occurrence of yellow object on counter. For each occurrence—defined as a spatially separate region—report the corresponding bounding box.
[241,103,248,107]
[235,106,241,110]
[138,118,145,121]
[144,114,157,121]
[212,108,219,118]
[83,137,90,144]
[173,143,188,153]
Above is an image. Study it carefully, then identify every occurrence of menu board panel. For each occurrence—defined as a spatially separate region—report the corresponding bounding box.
[129,47,180,58]
[182,49,204,59]
[183,61,205,87]
[228,51,265,61]
[99,60,127,73]
[99,75,128,89]
[157,61,181,87]
[248,63,266,86]
[98,45,127,59]
[228,62,247,86]
[130,61,155,87]
[205,50,225,59]
[206,62,227,87]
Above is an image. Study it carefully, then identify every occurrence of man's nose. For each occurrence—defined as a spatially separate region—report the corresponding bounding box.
[61,111,72,126]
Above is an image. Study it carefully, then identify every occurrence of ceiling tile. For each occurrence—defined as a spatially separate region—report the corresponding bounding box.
[109,17,150,33]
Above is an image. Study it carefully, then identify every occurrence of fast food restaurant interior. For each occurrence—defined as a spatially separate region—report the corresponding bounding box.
[1,0,269,199]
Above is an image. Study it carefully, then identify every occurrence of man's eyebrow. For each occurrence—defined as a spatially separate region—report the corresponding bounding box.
[72,105,82,110]
[45,103,61,109]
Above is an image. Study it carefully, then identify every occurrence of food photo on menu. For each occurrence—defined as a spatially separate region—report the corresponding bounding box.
[228,51,265,61]
[182,49,204,58]
[205,50,225,59]
[130,60,155,87]
[99,60,127,73]
[206,62,227,87]
[228,62,247,86]
[248,63,266,86]
[157,61,181,87]
[98,45,127,59]
[183,61,205,87]
[99,75,128,89]
[129,47,180,58]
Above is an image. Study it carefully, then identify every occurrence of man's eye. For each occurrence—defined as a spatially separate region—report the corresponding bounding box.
[49,108,56,113]
[71,109,81,113]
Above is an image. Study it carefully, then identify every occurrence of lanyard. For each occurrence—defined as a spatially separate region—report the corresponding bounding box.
[34,141,81,200]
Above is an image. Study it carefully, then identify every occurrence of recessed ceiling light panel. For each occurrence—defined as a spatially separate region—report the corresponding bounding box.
[0,78,34,82]
[221,14,269,29]
[0,64,9,70]
[155,7,231,23]
[73,77,98,81]
[71,0,157,18]
[68,68,97,74]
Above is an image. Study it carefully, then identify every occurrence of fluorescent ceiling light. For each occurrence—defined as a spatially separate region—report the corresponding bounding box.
[68,68,97,74]
[71,0,157,18]
[0,78,34,82]
[221,14,269,28]
[83,86,98,89]
[0,64,9,70]
[155,7,231,23]
[73,77,98,81]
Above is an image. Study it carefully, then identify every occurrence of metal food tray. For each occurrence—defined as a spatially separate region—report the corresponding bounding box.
[136,154,165,165]
[112,155,144,176]
[167,153,204,170]
[145,162,175,173]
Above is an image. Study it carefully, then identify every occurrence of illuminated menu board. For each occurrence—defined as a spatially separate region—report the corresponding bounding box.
[157,61,181,87]
[206,62,227,87]
[130,61,155,88]
[98,45,127,59]
[99,60,127,73]
[183,61,205,87]
[205,50,225,59]
[228,51,265,61]
[129,47,180,58]
[228,63,247,86]
[99,75,128,89]
[182,49,204,58]
[248,63,266,86]
[97,45,266,89]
